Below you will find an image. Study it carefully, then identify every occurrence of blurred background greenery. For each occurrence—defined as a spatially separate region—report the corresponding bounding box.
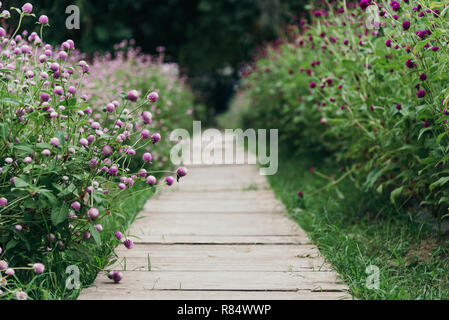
[11,0,305,120]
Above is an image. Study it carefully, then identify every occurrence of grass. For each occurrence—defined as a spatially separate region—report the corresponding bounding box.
[268,149,449,300]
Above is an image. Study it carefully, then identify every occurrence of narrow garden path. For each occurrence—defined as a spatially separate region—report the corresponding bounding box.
[79,137,350,300]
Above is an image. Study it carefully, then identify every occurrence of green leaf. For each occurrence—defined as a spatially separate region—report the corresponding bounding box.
[89,225,101,245]
[51,203,69,226]
[430,176,449,191]
[390,186,404,205]
[342,60,359,73]
[14,177,29,188]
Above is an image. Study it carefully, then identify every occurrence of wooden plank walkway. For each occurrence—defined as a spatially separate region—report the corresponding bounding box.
[79,137,351,300]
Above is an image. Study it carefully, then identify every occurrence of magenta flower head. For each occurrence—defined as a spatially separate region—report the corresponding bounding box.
[309,81,316,89]
[147,91,159,103]
[297,190,303,198]
[176,167,188,178]
[71,201,81,211]
[432,46,439,52]
[127,90,139,102]
[146,175,157,186]
[359,0,371,10]
[79,138,89,147]
[405,59,416,69]
[118,183,126,190]
[109,271,124,283]
[124,239,134,249]
[41,149,51,156]
[417,90,426,98]
[95,224,103,232]
[50,137,60,147]
[40,93,50,102]
[142,152,152,163]
[115,231,123,241]
[165,176,175,186]
[420,73,427,81]
[151,133,161,143]
[88,207,99,220]
[39,15,49,24]
[385,39,391,47]
[402,21,410,31]
[396,104,402,110]
[0,197,7,207]
[5,268,15,276]
[33,263,45,274]
[22,3,33,13]
[102,145,113,156]
[0,260,8,270]
[140,129,150,140]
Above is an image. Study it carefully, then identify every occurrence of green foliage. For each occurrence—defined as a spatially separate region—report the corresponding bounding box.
[239,0,449,219]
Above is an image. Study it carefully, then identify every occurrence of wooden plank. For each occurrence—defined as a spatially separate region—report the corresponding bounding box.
[109,244,330,272]
[79,289,352,300]
[130,213,304,237]
[87,271,348,292]
[154,190,277,201]
[128,235,311,245]
[142,200,285,214]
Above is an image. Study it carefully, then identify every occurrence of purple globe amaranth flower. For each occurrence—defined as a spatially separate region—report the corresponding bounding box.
[420,73,427,81]
[109,270,124,283]
[0,260,8,270]
[142,111,152,124]
[417,90,426,98]
[79,138,89,147]
[127,90,139,102]
[95,224,103,232]
[115,231,123,241]
[390,0,400,11]
[147,91,159,103]
[0,197,7,207]
[39,15,49,24]
[431,46,439,52]
[88,208,99,220]
[22,3,33,13]
[71,201,81,211]
[102,145,113,156]
[309,81,316,88]
[402,21,410,31]
[146,175,157,186]
[359,0,371,10]
[151,133,161,143]
[405,59,416,69]
[40,93,50,102]
[5,268,15,276]
[84,231,91,240]
[105,103,115,113]
[140,129,150,140]
[124,239,134,249]
[297,190,303,198]
[165,176,175,186]
[396,104,402,110]
[33,263,45,274]
[176,167,188,178]
[15,291,28,300]
[118,183,126,190]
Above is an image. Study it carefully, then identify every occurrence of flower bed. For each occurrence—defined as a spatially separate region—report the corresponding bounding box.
[239,0,449,218]
[0,3,193,300]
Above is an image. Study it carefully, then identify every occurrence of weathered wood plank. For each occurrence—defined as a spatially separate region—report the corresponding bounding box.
[142,200,285,214]
[79,289,352,300]
[128,235,311,245]
[130,213,304,237]
[109,244,330,272]
[88,271,348,292]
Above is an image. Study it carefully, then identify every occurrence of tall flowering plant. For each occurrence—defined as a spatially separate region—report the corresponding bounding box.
[242,0,449,218]
[0,3,188,299]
